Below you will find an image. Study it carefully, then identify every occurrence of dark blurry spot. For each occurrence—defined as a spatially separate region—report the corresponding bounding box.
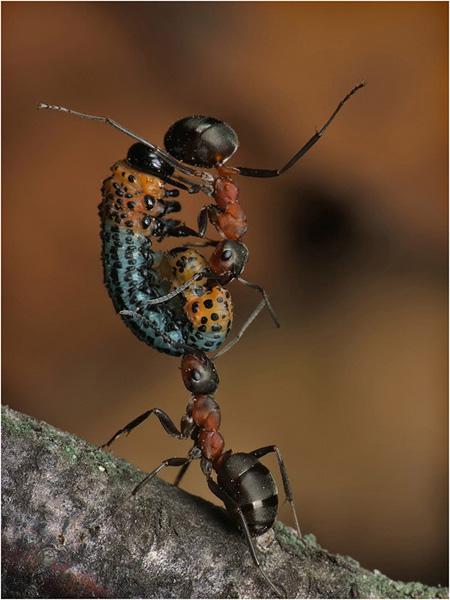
[289,185,361,270]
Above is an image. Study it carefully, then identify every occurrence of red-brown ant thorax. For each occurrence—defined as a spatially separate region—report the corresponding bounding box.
[214,177,239,210]
[192,394,221,431]
[197,429,224,461]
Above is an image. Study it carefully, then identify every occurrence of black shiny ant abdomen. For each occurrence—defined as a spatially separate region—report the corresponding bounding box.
[215,452,278,536]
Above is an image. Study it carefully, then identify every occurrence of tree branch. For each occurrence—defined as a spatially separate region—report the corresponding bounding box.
[2,406,447,599]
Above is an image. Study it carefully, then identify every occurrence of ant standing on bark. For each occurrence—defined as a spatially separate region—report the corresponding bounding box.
[99,312,301,597]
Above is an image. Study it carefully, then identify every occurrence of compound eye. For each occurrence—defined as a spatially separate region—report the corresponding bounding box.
[126,143,175,178]
[209,241,249,280]
[191,369,202,382]
[164,116,239,168]
[181,351,219,395]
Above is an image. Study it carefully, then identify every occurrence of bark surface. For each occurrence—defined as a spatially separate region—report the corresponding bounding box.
[2,406,448,599]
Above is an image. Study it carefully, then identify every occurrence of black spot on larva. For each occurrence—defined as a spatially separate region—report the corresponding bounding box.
[125,193,133,199]
[127,201,136,209]
[198,325,207,333]
[120,213,129,219]
[204,341,214,347]
[217,296,224,303]
[203,299,213,309]
[142,216,151,229]
[121,172,126,177]
[225,291,230,299]
[125,221,134,228]
[211,313,219,321]
[211,324,222,332]
[201,317,208,324]
[116,189,124,197]
[192,302,200,313]
[128,175,136,183]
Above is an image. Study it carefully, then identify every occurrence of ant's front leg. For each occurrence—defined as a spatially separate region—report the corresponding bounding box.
[99,408,195,450]
[197,204,220,237]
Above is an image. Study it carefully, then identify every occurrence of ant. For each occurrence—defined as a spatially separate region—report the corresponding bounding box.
[99,311,301,597]
[39,82,365,243]
[38,104,288,357]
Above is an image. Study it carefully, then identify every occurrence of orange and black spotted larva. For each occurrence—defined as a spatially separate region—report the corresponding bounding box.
[98,149,237,355]
[39,83,364,356]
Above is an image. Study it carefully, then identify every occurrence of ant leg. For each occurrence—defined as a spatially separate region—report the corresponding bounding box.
[37,103,213,184]
[213,278,280,360]
[234,82,366,178]
[213,299,265,359]
[237,278,280,328]
[173,460,192,487]
[250,446,302,539]
[163,224,201,238]
[131,456,192,498]
[197,205,210,237]
[124,270,223,309]
[99,408,194,450]
[213,285,279,360]
[207,478,285,598]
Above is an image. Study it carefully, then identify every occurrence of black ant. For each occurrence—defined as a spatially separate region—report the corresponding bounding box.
[39,81,365,244]
[99,311,301,597]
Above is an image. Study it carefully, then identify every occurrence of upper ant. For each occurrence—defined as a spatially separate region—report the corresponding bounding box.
[38,83,365,356]
[39,81,365,244]
[99,311,302,597]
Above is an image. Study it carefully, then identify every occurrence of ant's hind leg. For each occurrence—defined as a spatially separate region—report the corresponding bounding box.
[250,445,302,539]
[207,478,285,598]
[131,456,192,498]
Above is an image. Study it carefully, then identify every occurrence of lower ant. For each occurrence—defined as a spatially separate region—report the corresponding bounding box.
[99,312,301,597]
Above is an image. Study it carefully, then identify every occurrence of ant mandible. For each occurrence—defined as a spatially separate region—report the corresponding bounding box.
[100,311,301,597]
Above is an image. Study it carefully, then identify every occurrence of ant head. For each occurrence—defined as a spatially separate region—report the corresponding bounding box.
[209,240,249,283]
[181,349,219,395]
[126,143,175,179]
[164,116,239,169]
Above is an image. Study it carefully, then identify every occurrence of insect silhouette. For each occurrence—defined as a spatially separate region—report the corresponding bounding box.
[100,311,301,597]
[39,82,365,356]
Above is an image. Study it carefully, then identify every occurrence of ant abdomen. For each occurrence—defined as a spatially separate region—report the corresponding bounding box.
[217,453,278,536]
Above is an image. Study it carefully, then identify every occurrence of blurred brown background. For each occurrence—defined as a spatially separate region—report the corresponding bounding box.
[3,1,448,588]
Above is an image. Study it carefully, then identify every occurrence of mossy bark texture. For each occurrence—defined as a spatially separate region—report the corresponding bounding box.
[2,406,448,599]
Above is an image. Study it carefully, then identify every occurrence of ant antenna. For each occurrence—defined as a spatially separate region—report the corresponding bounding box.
[37,102,214,187]
[234,81,366,178]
